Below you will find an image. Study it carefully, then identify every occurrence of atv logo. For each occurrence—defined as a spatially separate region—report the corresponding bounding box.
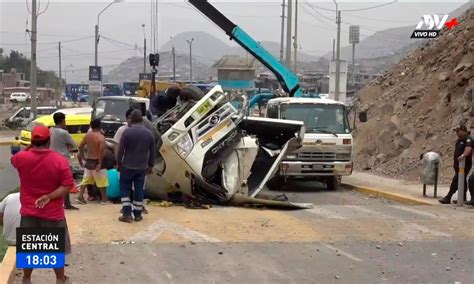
[410,14,458,39]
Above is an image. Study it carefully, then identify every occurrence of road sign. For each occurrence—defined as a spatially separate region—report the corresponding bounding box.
[89,66,102,81]
[139,73,152,80]
[89,81,102,93]
[349,26,360,44]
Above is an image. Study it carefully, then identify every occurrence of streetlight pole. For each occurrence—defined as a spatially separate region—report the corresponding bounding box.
[171,36,176,82]
[334,0,341,101]
[95,0,121,66]
[142,24,146,73]
[186,38,194,84]
[293,0,298,73]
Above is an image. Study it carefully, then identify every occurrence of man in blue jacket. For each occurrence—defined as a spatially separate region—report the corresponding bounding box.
[116,110,155,223]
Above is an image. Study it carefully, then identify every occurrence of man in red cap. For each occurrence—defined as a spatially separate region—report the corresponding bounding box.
[11,125,73,284]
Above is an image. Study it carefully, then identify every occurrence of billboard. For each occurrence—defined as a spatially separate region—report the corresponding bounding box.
[89,66,102,81]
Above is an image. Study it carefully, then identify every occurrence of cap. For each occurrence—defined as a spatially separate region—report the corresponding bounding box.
[454,125,468,132]
[31,125,50,141]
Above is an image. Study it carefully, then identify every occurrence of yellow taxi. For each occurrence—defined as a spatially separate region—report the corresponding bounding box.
[20,114,91,147]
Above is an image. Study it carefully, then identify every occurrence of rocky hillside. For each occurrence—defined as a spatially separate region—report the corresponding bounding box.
[352,8,474,182]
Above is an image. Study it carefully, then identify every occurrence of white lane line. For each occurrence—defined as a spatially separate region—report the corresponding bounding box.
[306,207,348,219]
[345,205,394,219]
[130,219,220,243]
[323,244,363,262]
[391,205,441,219]
[399,221,451,241]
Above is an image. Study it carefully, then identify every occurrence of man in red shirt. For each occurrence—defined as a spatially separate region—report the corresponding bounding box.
[11,125,73,284]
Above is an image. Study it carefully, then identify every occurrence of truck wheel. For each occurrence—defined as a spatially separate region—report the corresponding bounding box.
[267,176,285,191]
[326,176,340,191]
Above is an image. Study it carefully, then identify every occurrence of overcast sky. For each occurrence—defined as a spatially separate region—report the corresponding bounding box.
[0,0,469,81]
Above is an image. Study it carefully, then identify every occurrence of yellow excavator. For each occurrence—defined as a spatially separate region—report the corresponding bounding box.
[136,80,183,98]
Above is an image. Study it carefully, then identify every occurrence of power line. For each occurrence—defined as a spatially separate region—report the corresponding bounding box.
[301,1,397,12]
[341,2,397,12]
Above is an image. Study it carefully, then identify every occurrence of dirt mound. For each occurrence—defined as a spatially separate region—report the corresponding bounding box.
[352,8,474,182]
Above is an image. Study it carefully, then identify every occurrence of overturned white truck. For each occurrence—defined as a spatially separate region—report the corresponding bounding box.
[145,86,312,208]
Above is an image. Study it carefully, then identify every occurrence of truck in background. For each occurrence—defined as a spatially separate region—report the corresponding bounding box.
[265,97,353,190]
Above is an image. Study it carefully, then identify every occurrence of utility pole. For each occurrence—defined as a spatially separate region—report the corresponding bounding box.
[94,23,99,66]
[335,8,341,101]
[279,0,286,63]
[293,0,298,73]
[172,46,176,82]
[30,0,38,119]
[142,24,146,73]
[58,42,62,107]
[285,0,292,67]
[332,38,335,60]
[187,38,194,84]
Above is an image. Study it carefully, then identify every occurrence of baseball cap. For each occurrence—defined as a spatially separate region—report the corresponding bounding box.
[31,125,50,141]
[453,125,468,132]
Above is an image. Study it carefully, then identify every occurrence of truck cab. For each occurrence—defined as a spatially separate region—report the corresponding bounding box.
[265,97,353,190]
[91,96,149,138]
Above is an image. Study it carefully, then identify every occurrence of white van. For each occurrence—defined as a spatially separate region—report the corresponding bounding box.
[9,92,30,103]
[4,106,57,129]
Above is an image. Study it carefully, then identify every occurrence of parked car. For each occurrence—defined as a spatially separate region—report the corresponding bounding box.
[4,106,57,129]
[9,92,30,103]
[53,107,92,115]
[19,114,91,147]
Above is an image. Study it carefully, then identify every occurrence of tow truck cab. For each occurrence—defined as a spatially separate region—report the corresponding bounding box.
[91,96,149,138]
[265,97,353,190]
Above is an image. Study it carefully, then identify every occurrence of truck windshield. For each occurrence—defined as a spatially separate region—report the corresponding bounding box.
[94,100,130,121]
[280,103,350,134]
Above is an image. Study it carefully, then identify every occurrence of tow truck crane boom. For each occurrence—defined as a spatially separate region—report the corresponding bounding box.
[188,0,302,97]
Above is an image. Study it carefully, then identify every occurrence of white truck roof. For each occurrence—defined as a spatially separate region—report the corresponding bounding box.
[268,97,345,106]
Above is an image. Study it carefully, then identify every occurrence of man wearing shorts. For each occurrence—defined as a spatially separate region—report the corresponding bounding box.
[11,125,73,284]
[77,118,109,204]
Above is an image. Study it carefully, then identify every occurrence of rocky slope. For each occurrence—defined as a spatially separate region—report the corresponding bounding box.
[352,8,474,182]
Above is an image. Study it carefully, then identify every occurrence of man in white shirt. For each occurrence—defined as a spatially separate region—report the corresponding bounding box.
[0,192,21,245]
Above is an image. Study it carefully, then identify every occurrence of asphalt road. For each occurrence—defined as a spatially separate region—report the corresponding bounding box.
[13,183,474,284]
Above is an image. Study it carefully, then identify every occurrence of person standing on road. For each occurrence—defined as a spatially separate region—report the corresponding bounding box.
[439,125,473,204]
[113,108,159,215]
[116,110,155,223]
[11,125,73,284]
[77,118,109,205]
[0,192,20,246]
[50,112,79,210]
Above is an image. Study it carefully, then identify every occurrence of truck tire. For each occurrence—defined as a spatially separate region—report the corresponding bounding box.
[266,176,285,191]
[326,176,340,191]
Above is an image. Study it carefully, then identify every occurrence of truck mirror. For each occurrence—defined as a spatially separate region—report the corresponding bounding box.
[358,111,367,123]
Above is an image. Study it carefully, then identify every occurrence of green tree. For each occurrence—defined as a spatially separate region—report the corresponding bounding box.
[0,48,61,88]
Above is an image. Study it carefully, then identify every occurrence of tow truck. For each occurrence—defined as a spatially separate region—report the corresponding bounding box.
[188,0,354,191]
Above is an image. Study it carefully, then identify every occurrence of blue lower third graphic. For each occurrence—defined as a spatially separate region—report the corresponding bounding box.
[16,252,65,269]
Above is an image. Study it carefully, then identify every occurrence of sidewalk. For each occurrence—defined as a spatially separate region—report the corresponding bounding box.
[342,171,450,205]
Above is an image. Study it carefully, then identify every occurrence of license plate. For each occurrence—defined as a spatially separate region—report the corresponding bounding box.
[312,165,324,170]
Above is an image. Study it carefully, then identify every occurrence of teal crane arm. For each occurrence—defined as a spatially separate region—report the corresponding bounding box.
[188,0,302,97]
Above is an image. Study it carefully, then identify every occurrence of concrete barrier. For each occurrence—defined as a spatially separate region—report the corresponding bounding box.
[0,247,17,284]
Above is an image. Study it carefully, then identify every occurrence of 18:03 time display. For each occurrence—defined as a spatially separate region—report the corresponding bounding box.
[16,253,65,268]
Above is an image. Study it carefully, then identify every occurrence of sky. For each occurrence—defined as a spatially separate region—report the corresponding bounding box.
[0,0,470,82]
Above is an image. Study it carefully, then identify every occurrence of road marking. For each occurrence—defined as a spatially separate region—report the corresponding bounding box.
[345,205,394,219]
[130,219,220,243]
[390,205,441,219]
[306,207,348,219]
[399,222,450,241]
[323,244,363,262]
